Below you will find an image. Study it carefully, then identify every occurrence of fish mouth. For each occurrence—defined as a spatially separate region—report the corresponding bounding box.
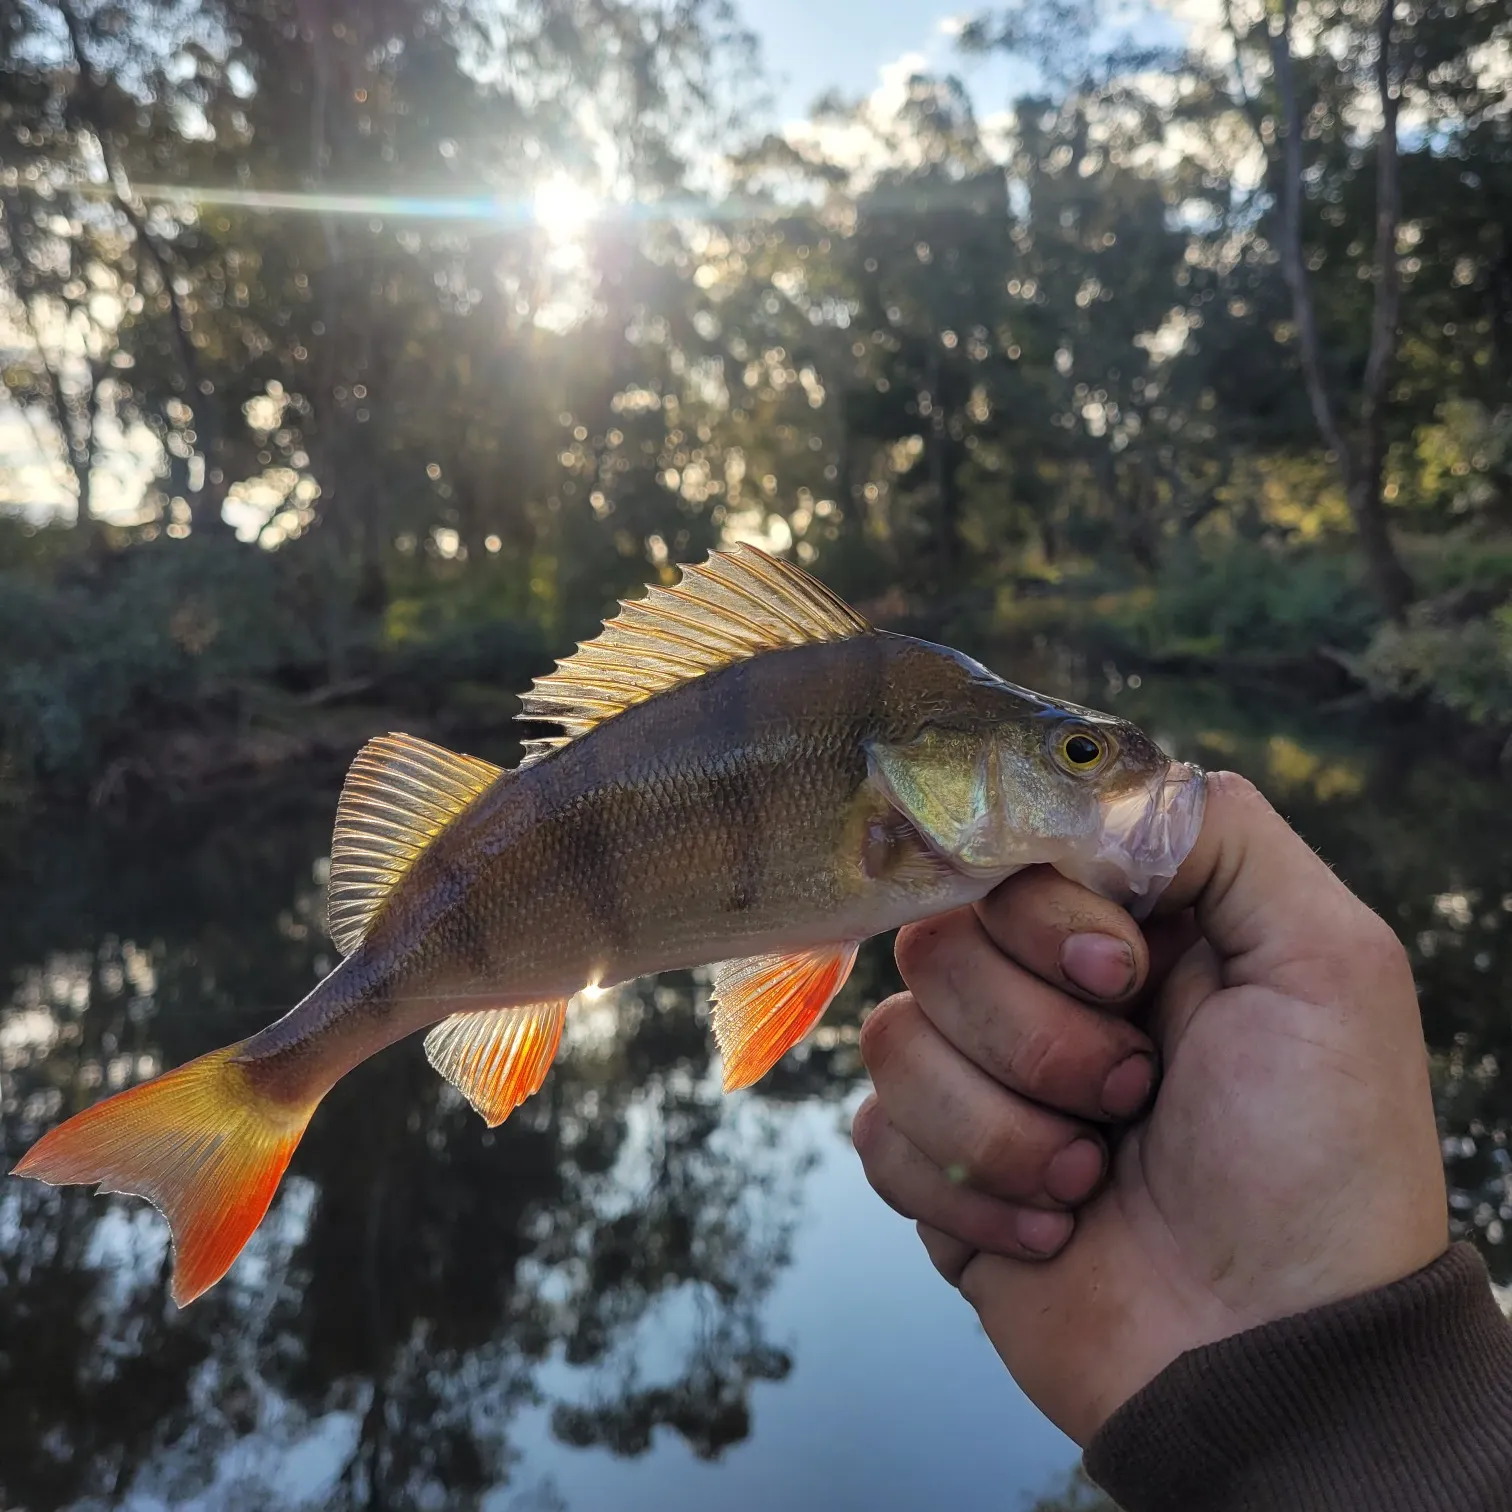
[1077,759,1208,919]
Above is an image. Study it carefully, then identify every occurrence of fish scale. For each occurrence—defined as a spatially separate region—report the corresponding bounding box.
[12,544,1206,1305]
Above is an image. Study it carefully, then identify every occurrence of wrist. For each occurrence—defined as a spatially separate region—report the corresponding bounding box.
[1084,1243,1512,1512]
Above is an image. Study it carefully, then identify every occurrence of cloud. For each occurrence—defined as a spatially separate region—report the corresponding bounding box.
[783,49,938,179]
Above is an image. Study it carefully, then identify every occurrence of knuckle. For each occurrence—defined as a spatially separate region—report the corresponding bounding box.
[1354,903,1408,962]
[1002,1024,1059,1091]
[894,917,951,984]
[1208,769,1266,812]
[1293,904,1414,1014]
[956,1256,991,1309]
[858,992,917,1072]
[999,1020,1118,1106]
[850,1094,886,1158]
[964,1114,1033,1193]
[918,1223,972,1287]
[1351,905,1413,988]
[856,1136,916,1219]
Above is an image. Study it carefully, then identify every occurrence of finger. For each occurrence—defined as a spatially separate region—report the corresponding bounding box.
[1123,908,1204,1023]
[1140,909,1202,989]
[1143,937,1222,1046]
[973,866,1149,1007]
[852,1096,1076,1261]
[860,992,1107,1206]
[1155,770,1405,1007]
[894,910,1157,1122]
[918,1221,980,1286]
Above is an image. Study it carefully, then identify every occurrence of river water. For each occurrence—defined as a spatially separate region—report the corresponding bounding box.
[2,653,1509,1512]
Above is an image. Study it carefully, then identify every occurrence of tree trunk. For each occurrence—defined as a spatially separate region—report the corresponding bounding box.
[1264,0,1416,620]
[1349,471,1415,619]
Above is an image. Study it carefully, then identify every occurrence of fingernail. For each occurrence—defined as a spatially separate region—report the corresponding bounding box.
[1060,933,1136,999]
[1016,1207,1074,1258]
[1101,1051,1157,1120]
[1045,1138,1106,1204]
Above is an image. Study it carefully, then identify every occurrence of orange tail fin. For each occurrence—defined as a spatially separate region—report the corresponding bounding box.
[11,1043,317,1305]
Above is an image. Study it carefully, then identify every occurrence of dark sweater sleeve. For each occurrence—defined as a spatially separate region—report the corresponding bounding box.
[1083,1243,1512,1512]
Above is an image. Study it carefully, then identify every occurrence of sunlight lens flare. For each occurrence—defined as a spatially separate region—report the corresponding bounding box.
[531,175,600,242]
[113,182,773,230]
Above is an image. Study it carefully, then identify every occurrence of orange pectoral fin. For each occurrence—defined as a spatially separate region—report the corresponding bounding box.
[11,1042,317,1306]
[423,1000,567,1128]
[710,943,860,1092]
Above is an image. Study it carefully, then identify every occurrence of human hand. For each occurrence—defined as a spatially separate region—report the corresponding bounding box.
[851,772,1448,1445]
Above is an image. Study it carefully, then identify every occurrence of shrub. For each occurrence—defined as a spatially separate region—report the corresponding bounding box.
[1354,609,1512,728]
[1107,536,1378,659]
[0,535,313,790]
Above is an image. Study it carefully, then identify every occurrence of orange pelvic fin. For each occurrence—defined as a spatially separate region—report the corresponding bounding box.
[11,1043,317,1306]
[711,943,860,1092]
[424,1000,567,1127]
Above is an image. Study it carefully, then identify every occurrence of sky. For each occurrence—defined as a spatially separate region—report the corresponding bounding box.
[749,1,1033,124]
[1,0,1193,526]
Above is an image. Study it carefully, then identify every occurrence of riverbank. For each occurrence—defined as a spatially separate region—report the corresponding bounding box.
[988,531,1512,769]
[8,526,1512,813]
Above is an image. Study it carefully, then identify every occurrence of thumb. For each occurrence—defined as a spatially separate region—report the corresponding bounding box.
[1156,770,1395,1002]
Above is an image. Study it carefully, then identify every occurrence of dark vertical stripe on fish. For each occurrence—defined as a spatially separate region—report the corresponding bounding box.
[715,658,767,917]
[572,735,633,958]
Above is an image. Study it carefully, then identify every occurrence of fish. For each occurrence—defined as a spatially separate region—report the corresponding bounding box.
[11,545,1206,1305]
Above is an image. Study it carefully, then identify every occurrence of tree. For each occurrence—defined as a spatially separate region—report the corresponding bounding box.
[1231,0,1416,616]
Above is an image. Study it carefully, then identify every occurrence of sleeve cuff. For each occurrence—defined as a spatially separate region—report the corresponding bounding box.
[1084,1242,1512,1512]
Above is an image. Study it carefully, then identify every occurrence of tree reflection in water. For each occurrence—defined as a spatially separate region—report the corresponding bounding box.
[4,668,1512,1509]
[0,787,876,1511]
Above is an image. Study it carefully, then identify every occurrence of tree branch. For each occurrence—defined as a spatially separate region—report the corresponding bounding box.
[1220,0,1269,144]
[1358,0,1401,472]
[15,284,85,480]
[0,196,76,468]
[1267,0,1354,479]
[54,0,228,530]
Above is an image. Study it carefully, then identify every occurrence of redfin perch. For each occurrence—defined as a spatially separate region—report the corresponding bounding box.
[13,546,1205,1303]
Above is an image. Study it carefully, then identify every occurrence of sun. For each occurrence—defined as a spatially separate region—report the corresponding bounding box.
[532,174,600,242]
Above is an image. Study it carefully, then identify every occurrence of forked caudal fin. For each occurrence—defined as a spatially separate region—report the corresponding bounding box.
[11,1042,318,1306]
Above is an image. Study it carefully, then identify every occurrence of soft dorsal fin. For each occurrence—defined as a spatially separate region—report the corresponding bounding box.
[327,733,504,956]
[516,543,870,766]
[424,1000,567,1127]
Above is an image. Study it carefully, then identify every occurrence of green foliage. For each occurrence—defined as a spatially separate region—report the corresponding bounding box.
[1,0,1511,799]
[378,570,551,719]
[1102,537,1377,660]
[1355,610,1512,728]
[1407,530,1512,603]
[0,535,311,789]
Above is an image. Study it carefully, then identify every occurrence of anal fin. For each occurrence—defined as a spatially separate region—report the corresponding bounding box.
[711,943,860,1092]
[424,1001,567,1128]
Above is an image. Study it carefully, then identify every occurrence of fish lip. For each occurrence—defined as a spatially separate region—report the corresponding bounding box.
[1092,759,1208,920]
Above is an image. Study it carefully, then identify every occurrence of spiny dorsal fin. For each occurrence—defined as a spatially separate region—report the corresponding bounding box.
[424,1000,567,1127]
[516,543,870,766]
[327,733,504,956]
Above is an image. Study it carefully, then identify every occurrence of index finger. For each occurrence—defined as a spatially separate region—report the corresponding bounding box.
[974,866,1150,1008]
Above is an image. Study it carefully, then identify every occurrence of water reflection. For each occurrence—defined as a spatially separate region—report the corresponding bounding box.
[2,663,1511,1509]
[0,789,880,1511]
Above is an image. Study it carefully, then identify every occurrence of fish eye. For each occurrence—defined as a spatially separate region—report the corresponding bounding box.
[1056,729,1109,773]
